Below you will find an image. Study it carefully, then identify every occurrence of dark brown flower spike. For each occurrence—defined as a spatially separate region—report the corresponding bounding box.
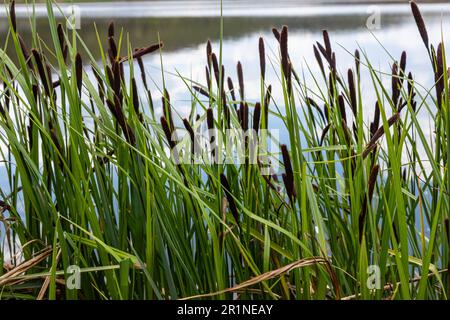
[407,72,417,112]
[313,45,325,76]
[435,43,444,108]
[108,21,115,38]
[338,95,346,124]
[286,62,292,97]
[227,77,236,110]
[220,65,225,91]
[205,66,211,92]
[18,35,29,58]
[391,63,400,106]
[220,173,240,227]
[331,52,337,77]
[119,60,125,87]
[137,56,148,89]
[18,35,34,70]
[27,121,33,150]
[241,103,249,131]
[91,65,105,103]
[209,56,223,93]
[107,96,135,145]
[131,78,142,121]
[316,42,329,63]
[370,101,381,138]
[112,60,122,100]
[119,43,163,63]
[259,37,266,80]
[10,1,16,33]
[445,218,450,244]
[359,164,380,242]
[75,53,83,96]
[106,65,114,87]
[264,85,272,107]
[206,107,214,131]
[32,84,38,103]
[193,85,212,100]
[253,103,261,134]
[281,144,296,201]
[319,123,332,146]
[211,53,220,87]
[400,51,407,78]
[32,49,52,96]
[363,112,400,158]
[49,120,63,157]
[205,108,216,161]
[348,69,357,117]
[56,24,69,63]
[57,23,65,50]
[238,103,243,125]
[264,85,272,127]
[272,28,280,42]
[323,30,332,59]
[280,26,289,78]
[281,173,294,203]
[222,92,230,128]
[206,40,212,70]
[106,99,121,126]
[411,1,429,51]
[183,118,198,156]
[341,119,352,147]
[307,98,325,123]
[237,61,244,100]
[328,73,336,106]
[160,116,176,149]
[108,36,118,62]
[62,46,68,63]
[369,165,380,201]
[408,72,414,99]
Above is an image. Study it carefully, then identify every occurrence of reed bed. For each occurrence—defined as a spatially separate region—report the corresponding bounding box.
[0,0,449,300]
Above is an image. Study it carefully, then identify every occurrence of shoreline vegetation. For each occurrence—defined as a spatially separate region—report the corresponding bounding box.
[0,0,450,300]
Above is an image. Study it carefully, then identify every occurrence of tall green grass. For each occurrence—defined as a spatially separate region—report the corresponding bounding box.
[0,0,449,300]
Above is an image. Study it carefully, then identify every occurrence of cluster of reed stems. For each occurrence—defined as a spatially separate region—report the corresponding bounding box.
[0,0,449,300]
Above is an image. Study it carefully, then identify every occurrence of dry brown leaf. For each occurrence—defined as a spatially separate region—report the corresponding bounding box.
[180,256,328,300]
[0,247,53,287]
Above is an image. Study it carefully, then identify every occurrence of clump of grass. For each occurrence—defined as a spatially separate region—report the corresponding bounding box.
[0,0,449,300]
